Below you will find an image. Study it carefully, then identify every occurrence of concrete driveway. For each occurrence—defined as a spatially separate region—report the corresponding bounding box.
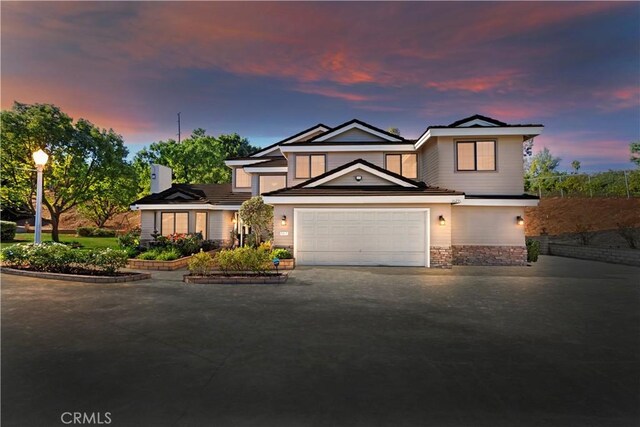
[2,256,639,427]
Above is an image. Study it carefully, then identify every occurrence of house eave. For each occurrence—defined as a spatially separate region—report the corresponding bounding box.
[262,195,464,205]
[414,126,544,150]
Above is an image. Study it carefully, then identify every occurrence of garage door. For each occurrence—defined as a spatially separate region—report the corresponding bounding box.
[294,209,429,266]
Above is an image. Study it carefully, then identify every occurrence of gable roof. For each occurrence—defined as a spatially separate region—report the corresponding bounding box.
[131,183,251,206]
[250,123,331,158]
[308,119,405,142]
[426,114,543,130]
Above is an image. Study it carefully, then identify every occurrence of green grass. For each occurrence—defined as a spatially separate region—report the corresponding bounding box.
[0,233,119,250]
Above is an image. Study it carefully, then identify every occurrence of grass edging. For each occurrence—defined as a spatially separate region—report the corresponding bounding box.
[0,267,151,283]
[183,272,288,285]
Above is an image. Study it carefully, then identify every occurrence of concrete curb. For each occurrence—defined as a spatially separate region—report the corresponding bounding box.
[183,272,289,285]
[0,267,151,283]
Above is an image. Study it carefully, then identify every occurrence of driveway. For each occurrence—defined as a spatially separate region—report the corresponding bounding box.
[2,256,639,426]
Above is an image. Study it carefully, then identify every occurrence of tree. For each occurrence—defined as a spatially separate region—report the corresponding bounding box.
[524,147,561,193]
[523,138,534,168]
[631,142,640,167]
[0,102,132,241]
[77,164,137,227]
[238,196,273,246]
[571,160,581,173]
[387,127,401,136]
[132,129,258,198]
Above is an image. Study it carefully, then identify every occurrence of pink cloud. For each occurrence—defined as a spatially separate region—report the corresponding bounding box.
[426,70,525,94]
[293,85,375,102]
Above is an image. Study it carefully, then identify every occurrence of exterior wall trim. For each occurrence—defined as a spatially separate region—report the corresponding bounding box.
[415,126,544,149]
[131,204,241,210]
[457,199,538,207]
[264,195,463,204]
[243,166,288,173]
[280,144,416,153]
[304,163,418,188]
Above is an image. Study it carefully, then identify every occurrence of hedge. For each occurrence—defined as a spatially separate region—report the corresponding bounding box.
[1,221,17,241]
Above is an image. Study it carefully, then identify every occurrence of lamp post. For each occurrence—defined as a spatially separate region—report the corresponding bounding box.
[32,149,49,244]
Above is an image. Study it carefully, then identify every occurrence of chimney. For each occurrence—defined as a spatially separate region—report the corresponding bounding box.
[150,164,172,194]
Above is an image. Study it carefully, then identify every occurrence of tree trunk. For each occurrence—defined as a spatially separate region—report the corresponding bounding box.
[50,214,60,242]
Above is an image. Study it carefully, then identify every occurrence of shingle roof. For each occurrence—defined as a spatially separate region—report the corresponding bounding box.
[426,114,543,130]
[242,157,287,168]
[131,183,251,206]
[307,118,407,142]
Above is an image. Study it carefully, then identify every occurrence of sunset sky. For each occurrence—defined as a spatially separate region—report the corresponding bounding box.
[2,1,639,171]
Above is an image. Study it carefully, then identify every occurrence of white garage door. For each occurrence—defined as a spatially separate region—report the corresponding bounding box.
[294,209,429,266]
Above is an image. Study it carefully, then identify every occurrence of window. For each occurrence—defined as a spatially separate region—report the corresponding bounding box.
[295,154,325,179]
[385,154,417,179]
[195,212,207,239]
[259,175,286,194]
[235,168,251,188]
[456,141,496,171]
[161,212,189,236]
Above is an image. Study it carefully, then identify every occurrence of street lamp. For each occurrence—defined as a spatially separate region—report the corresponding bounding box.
[32,149,49,244]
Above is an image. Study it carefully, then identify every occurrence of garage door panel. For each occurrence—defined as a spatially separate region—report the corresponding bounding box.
[295,209,428,267]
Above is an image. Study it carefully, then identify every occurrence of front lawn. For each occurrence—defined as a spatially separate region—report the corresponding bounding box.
[0,233,119,250]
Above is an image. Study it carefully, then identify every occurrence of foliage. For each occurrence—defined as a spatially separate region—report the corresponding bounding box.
[0,102,134,242]
[616,221,640,249]
[524,147,561,193]
[117,229,141,249]
[214,246,271,275]
[239,196,273,246]
[77,227,117,237]
[137,249,161,260]
[77,165,137,227]
[631,142,640,167]
[270,248,292,259]
[155,248,181,261]
[0,233,119,250]
[1,221,17,241]
[525,239,540,263]
[132,129,258,198]
[0,243,128,274]
[387,127,401,136]
[188,250,215,275]
[571,160,581,173]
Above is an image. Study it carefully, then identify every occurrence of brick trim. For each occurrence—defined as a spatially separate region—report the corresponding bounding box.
[430,246,452,269]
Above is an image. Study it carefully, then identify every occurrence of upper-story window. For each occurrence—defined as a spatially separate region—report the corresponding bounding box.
[456,141,496,171]
[260,175,286,194]
[235,168,251,188]
[295,154,326,179]
[385,154,417,179]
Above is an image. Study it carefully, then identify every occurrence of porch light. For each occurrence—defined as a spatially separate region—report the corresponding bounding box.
[232,217,237,224]
[438,215,446,226]
[281,215,287,226]
[516,216,524,226]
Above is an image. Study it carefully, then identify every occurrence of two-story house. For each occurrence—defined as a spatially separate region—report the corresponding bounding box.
[130,115,543,267]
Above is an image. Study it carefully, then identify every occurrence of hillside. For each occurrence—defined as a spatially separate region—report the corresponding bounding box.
[525,197,640,236]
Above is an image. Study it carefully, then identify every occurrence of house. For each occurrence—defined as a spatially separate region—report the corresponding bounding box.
[130,115,543,267]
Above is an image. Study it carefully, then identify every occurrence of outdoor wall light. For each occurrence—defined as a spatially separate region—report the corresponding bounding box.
[281,215,287,226]
[151,173,157,179]
[438,215,446,226]
[232,217,237,224]
[516,216,524,226]
[355,175,363,182]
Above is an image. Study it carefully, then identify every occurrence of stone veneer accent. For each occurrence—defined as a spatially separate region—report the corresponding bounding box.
[452,245,527,266]
[430,246,453,269]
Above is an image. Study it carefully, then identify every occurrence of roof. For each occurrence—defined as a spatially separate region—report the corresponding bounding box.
[282,140,416,146]
[307,119,406,142]
[247,123,331,157]
[465,194,540,200]
[131,183,251,206]
[241,157,287,168]
[426,114,543,130]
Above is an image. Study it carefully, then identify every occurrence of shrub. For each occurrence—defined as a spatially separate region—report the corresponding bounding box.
[188,250,214,276]
[118,229,140,248]
[77,226,96,237]
[122,246,139,259]
[526,238,540,263]
[215,246,271,275]
[201,240,219,252]
[1,243,127,274]
[171,233,202,257]
[137,249,160,260]
[156,248,181,261]
[270,248,292,260]
[86,248,128,274]
[0,221,17,241]
[91,228,116,237]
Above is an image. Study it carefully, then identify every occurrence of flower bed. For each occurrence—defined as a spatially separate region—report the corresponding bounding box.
[184,272,288,285]
[1,267,150,283]
[127,250,218,271]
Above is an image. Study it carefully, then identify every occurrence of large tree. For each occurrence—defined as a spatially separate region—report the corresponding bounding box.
[0,102,132,241]
[132,129,257,198]
[524,147,561,193]
[631,142,640,167]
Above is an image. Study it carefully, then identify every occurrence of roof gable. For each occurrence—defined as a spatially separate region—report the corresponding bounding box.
[301,159,419,188]
[310,119,404,143]
[252,124,331,157]
[448,114,508,127]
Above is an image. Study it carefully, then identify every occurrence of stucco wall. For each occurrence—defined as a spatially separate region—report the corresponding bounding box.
[434,135,525,194]
[451,206,525,246]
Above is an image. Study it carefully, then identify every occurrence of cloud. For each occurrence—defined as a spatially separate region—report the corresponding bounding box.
[293,84,376,102]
